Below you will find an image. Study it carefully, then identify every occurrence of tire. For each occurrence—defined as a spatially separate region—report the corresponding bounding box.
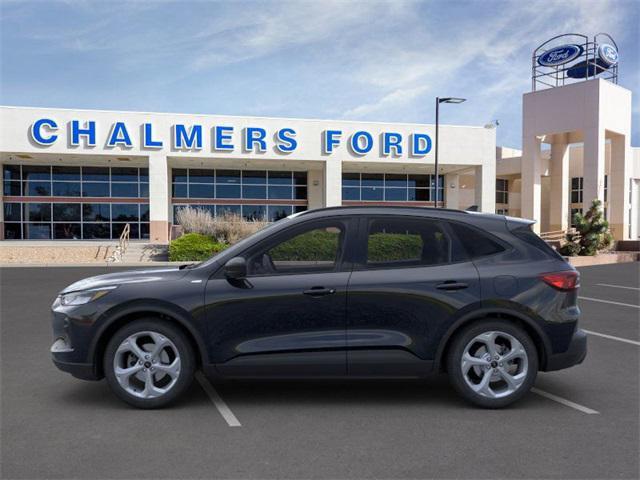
[103,318,195,409]
[447,319,538,408]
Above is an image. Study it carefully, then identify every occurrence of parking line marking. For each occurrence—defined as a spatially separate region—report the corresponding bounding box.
[596,283,640,291]
[195,371,242,427]
[583,329,640,346]
[579,296,640,309]
[531,388,599,415]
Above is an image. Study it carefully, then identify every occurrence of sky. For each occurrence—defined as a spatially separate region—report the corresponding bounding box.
[1,0,638,148]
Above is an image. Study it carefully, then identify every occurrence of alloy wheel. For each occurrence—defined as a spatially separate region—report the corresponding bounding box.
[460,330,528,399]
[112,331,181,399]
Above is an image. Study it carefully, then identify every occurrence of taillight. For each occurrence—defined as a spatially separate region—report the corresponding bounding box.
[540,271,580,291]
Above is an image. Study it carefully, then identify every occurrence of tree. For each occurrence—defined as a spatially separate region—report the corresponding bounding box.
[559,199,613,256]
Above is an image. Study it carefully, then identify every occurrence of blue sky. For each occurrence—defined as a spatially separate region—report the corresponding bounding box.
[1,0,638,148]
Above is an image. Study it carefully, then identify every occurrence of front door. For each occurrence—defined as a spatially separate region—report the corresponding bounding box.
[204,218,354,377]
[346,216,481,376]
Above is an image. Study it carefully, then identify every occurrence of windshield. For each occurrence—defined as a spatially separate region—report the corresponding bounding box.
[196,216,293,268]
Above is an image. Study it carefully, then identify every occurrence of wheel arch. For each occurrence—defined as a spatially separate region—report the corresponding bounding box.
[435,308,551,372]
[90,300,208,378]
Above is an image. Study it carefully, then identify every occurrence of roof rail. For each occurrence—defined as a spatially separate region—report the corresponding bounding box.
[295,205,471,216]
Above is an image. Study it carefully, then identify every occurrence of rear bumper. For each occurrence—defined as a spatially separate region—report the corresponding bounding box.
[543,328,587,371]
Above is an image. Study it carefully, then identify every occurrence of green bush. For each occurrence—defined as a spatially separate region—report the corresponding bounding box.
[270,230,339,261]
[559,199,613,256]
[368,233,423,262]
[169,233,227,262]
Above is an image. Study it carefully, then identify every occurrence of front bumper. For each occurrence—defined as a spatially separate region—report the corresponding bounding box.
[544,328,587,371]
[51,337,101,380]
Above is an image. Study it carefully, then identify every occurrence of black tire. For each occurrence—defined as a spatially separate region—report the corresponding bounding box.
[103,318,195,409]
[447,319,538,409]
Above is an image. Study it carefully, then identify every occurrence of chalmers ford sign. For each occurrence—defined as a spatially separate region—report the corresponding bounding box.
[29,118,434,157]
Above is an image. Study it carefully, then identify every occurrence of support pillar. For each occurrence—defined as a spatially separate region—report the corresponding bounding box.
[445,173,460,210]
[582,126,605,212]
[549,134,570,232]
[474,163,496,214]
[522,135,542,232]
[609,134,631,240]
[323,160,342,207]
[148,153,170,244]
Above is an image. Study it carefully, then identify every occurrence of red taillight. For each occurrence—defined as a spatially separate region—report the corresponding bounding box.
[540,271,580,291]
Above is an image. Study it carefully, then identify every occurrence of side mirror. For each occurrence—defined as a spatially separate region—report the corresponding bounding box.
[224,257,247,279]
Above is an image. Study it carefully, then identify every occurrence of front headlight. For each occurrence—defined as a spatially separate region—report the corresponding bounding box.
[60,286,117,306]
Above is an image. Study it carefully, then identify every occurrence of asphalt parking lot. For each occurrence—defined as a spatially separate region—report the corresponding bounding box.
[1,263,638,479]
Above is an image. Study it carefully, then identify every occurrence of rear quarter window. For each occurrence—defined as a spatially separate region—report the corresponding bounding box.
[448,222,505,259]
[511,225,564,260]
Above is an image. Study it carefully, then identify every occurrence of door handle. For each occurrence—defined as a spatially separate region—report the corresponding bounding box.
[303,287,336,297]
[436,281,469,291]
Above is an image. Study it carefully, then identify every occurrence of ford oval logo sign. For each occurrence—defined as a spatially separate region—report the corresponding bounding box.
[538,44,583,67]
[598,44,618,66]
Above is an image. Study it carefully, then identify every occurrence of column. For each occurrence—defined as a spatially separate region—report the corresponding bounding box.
[306,169,324,210]
[521,135,542,232]
[323,159,342,207]
[474,163,495,214]
[609,134,631,240]
[582,126,605,212]
[549,134,570,232]
[445,173,460,210]
[148,153,170,244]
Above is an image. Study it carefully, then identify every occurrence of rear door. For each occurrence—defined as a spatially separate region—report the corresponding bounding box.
[346,215,481,376]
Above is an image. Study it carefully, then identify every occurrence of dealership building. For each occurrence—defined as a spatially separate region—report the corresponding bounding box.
[0,35,638,244]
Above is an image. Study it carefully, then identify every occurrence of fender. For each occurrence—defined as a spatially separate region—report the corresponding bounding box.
[89,299,210,366]
[433,305,552,370]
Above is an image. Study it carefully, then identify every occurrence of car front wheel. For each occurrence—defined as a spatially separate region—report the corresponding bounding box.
[104,319,195,408]
[447,320,538,408]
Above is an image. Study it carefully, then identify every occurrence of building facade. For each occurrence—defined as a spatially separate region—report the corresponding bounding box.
[0,106,496,243]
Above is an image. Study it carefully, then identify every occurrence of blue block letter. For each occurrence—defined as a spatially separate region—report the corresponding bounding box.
[143,123,163,148]
[383,132,403,156]
[30,118,58,145]
[275,128,297,153]
[71,120,96,146]
[214,126,234,151]
[411,133,432,156]
[323,130,342,154]
[107,122,133,147]
[174,124,203,150]
[244,127,267,152]
[350,131,373,155]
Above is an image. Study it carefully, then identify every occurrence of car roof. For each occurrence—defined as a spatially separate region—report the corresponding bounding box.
[294,205,507,223]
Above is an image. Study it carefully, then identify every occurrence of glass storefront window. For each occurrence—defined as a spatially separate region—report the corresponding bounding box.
[343,173,444,204]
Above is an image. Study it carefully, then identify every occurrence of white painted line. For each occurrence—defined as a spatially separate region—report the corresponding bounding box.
[531,388,599,415]
[195,371,242,427]
[579,296,640,309]
[596,283,640,291]
[583,329,640,347]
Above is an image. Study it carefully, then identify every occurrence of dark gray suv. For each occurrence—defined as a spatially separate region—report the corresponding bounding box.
[51,207,586,409]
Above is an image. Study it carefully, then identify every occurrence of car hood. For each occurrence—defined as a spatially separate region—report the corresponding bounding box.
[60,267,188,294]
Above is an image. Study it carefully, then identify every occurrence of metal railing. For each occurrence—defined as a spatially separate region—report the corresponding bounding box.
[106,223,131,263]
[540,228,578,242]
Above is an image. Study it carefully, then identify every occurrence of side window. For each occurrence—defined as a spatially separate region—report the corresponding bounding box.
[248,223,344,275]
[366,217,451,268]
[448,222,505,258]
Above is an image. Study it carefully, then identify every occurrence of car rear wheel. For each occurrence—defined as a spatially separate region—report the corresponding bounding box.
[104,319,195,408]
[447,320,538,408]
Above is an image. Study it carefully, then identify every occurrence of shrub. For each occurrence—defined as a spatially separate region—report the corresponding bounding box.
[559,199,613,256]
[175,207,268,244]
[169,233,227,262]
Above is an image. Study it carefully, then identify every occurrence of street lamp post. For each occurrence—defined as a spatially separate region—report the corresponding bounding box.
[435,96,466,207]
